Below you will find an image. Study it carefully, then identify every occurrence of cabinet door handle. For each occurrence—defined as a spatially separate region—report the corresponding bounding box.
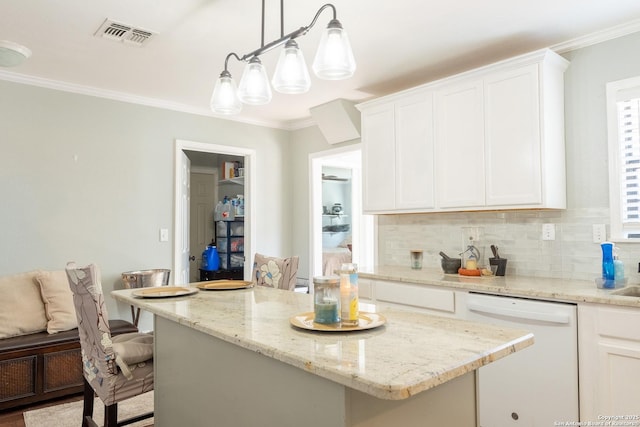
[189,255,196,261]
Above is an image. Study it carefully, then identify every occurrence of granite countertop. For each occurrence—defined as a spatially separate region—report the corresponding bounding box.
[359,265,640,308]
[112,285,533,400]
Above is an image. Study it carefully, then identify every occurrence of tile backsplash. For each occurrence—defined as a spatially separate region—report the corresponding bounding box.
[377,208,640,282]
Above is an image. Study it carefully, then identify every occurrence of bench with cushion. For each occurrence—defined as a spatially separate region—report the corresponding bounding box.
[0,270,137,411]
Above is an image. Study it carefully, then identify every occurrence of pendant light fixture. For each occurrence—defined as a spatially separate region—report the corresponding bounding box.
[312,19,356,80]
[271,39,311,94]
[210,1,356,115]
[210,70,242,115]
[237,57,272,105]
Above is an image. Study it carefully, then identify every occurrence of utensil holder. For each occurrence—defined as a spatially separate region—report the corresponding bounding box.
[489,258,507,276]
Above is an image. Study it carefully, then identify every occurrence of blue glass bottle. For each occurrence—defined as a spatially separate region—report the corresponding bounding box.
[601,242,615,289]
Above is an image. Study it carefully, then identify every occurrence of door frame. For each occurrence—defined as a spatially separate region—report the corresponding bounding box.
[174,139,256,282]
[308,144,374,282]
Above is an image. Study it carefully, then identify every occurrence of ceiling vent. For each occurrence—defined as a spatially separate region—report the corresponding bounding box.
[94,19,155,47]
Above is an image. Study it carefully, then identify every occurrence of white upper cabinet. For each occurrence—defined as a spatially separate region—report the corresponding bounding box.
[361,103,396,211]
[395,92,435,210]
[484,64,542,206]
[358,48,569,213]
[361,91,434,212]
[435,79,485,208]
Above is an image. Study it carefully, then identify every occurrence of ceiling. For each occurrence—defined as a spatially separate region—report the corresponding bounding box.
[2,0,640,130]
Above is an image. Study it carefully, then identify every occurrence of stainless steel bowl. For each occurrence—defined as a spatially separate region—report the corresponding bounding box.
[122,269,170,289]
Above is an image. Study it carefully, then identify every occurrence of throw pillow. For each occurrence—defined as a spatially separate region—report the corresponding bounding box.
[112,332,154,379]
[36,270,78,334]
[0,271,48,339]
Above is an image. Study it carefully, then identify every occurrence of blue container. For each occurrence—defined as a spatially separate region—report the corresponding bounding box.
[601,242,615,289]
[202,244,220,271]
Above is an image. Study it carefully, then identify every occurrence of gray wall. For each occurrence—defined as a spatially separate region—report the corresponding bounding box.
[0,80,290,325]
[289,125,340,278]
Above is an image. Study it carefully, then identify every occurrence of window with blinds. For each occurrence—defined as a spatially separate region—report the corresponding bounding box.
[607,76,640,240]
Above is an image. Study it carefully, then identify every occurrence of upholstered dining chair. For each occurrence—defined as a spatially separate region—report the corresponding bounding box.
[65,262,154,427]
[252,253,299,291]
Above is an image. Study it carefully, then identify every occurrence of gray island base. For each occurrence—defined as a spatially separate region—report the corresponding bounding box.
[112,285,533,427]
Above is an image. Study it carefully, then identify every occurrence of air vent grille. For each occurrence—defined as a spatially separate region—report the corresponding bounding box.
[94,19,155,47]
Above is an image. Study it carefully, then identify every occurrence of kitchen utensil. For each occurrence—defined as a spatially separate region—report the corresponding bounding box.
[122,269,171,288]
[441,257,462,274]
[489,258,507,276]
[490,245,500,259]
[439,251,452,261]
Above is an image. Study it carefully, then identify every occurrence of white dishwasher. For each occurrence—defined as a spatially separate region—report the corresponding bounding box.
[465,292,579,427]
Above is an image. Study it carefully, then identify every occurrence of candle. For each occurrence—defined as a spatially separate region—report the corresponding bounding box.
[313,275,341,325]
[314,299,339,324]
[339,264,359,327]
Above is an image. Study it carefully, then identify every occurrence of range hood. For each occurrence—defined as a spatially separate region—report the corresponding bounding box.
[310,99,361,145]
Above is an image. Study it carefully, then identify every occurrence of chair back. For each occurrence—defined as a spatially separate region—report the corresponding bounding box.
[252,254,299,291]
[65,263,117,402]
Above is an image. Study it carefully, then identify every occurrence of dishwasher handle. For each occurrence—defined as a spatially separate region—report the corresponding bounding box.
[467,301,571,324]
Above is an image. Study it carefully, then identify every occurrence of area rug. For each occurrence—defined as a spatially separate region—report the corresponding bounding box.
[23,391,154,427]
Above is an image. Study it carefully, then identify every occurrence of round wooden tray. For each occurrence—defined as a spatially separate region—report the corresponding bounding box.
[289,311,386,332]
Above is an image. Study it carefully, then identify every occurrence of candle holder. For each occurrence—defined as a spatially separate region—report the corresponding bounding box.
[313,276,340,324]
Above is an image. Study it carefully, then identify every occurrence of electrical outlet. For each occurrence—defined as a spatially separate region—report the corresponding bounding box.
[542,223,555,241]
[159,228,169,242]
[592,224,606,243]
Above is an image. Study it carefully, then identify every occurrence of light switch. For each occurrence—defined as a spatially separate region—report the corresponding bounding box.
[159,228,169,242]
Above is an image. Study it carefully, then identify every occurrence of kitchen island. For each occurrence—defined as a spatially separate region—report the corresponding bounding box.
[112,285,533,427]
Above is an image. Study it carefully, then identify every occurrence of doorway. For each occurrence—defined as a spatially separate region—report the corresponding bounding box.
[173,139,256,284]
[309,144,374,284]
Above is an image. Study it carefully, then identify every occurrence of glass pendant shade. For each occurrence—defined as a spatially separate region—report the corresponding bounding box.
[210,72,242,115]
[312,20,356,80]
[271,39,311,94]
[237,57,272,105]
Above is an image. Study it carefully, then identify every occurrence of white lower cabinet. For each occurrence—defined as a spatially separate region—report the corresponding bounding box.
[358,278,463,318]
[578,304,640,421]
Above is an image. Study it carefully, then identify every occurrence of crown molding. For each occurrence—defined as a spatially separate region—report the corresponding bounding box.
[0,70,287,130]
[285,116,316,131]
[551,18,640,53]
